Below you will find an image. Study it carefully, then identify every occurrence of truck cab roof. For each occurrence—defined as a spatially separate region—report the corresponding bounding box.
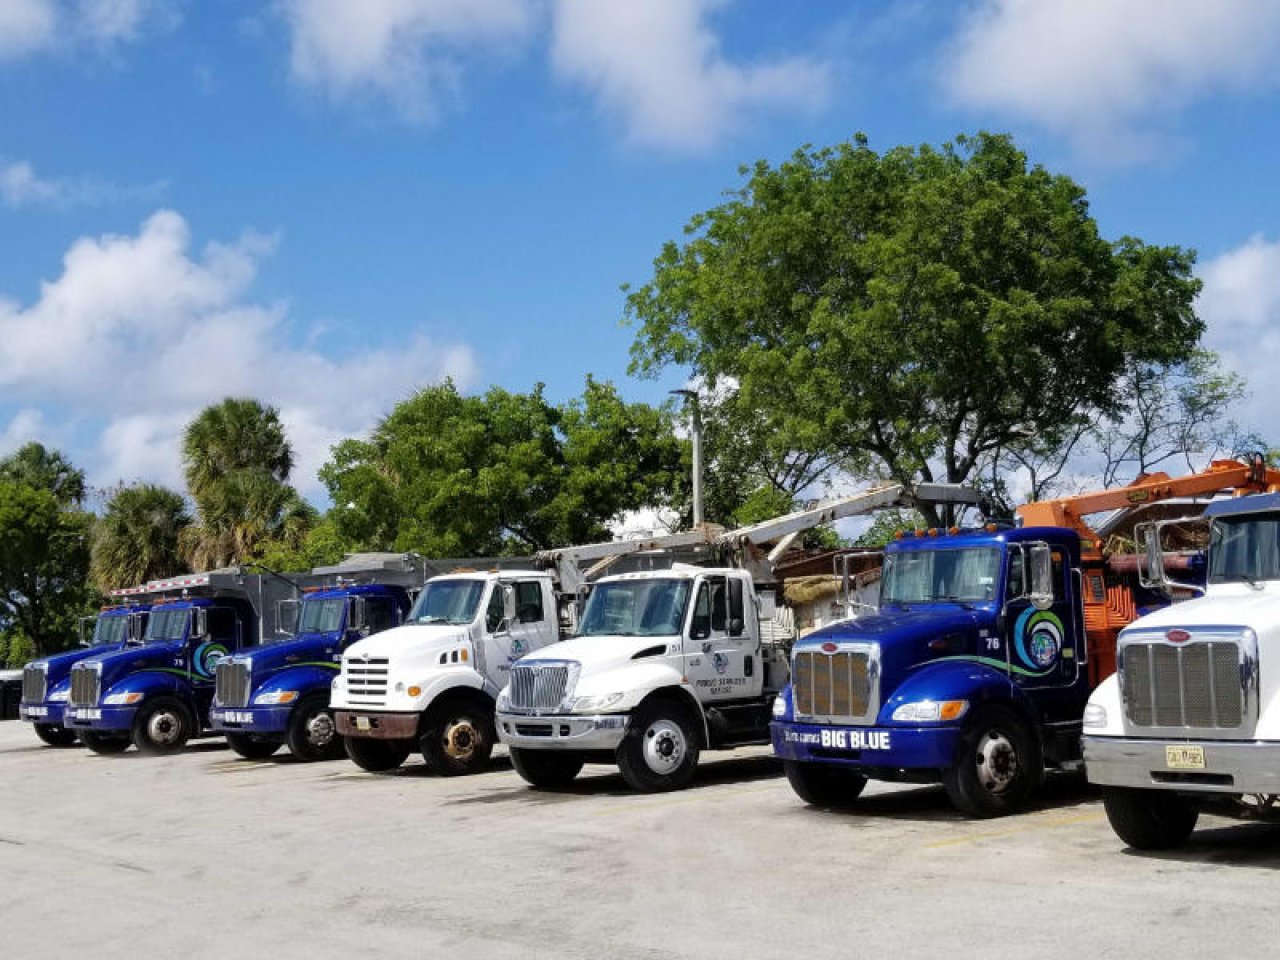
[1203,492,1280,518]
[884,525,1081,554]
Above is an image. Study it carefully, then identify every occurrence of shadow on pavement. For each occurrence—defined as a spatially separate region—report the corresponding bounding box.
[1122,821,1280,869]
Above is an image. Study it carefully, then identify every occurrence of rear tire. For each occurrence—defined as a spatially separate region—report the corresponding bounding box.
[784,760,867,806]
[510,748,585,789]
[81,731,131,755]
[1102,786,1199,850]
[345,736,412,772]
[942,706,1041,818]
[286,696,345,762]
[226,733,281,760]
[132,696,194,756]
[420,699,495,776]
[617,699,701,793]
[33,723,78,747]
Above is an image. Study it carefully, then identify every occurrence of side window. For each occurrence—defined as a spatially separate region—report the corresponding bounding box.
[515,581,544,623]
[1050,549,1067,602]
[485,587,504,633]
[709,577,727,632]
[690,583,711,637]
[1006,550,1025,600]
[364,597,396,634]
[207,608,239,648]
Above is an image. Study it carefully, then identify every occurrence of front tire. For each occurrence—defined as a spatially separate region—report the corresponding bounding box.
[226,733,281,760]
[132,696,194,756]
[286,696,345,762]
[81,731,131,754]
[420,700,495,776]
[345,736,412,772]
[942,706,1041,818]
[784,760,868,806]
[1102,786,1199,850]
[617,699,701,793]
[33,723,78,747]
[510,748,585,789]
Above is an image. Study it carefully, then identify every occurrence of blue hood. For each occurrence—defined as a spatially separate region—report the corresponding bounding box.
[80,641,184,688]
[235,632,338,670]
[31,643,128,684]
[800,603,996,679]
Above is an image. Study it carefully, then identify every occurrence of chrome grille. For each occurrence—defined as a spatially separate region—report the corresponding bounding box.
[793,647,874,722]
[216,660,251,708]
[1121,640,1244,729]
[343,656,389,705]
[69,664,100,707]
[22,665,47,704]
[509,663,571,713]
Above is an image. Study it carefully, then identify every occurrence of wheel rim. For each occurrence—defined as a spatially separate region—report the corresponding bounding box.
[641,719,687,775]
[306,711,336,748]
[974,728,1019,793]
[148,709,184,746]
[442,720,479,761]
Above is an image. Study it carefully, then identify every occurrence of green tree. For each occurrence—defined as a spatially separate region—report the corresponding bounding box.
[0,442,86,505]
[321,378,686,556]
[627,132,1203,524]
[90,484,191,591]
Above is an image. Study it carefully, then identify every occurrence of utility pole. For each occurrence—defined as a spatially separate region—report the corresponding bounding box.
[669,389,704,527]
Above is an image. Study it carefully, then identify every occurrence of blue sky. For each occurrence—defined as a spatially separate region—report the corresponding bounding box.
[2,0,1280,503]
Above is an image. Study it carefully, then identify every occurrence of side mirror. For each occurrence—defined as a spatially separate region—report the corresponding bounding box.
[1137,521,1165,590]
[1027,543,1054,611]
[191,607,208,640]
[78,616,92,647]
[127,613,145,643]
[727,579,745,637]
[349,596,367,632]
[276,598,299,636]
[503,584,517,623]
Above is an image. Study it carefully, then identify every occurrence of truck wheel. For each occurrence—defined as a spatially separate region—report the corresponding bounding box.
[132,696,194,755]
[33,723,78,747]
[1102,786,1199,850]
[617,700,701,793]
[943,706,1041,818]
[226,733,280,760]
[345,736,412,772]
[784,760,867,806]
[287,696,345,762]
[510,748,585,789]
[81,731,131,755]
[420,701,495,775]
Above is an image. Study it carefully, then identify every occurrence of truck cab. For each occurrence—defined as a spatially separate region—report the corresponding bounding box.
[771,526,1098,816]
[210,584,411,761]
[331,570,561,775]
[18,604,150,747]
[496,565,781,792]
[63,594,257,755]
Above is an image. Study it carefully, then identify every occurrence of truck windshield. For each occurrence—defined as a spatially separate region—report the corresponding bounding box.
[91,615,128,646]
[298,597,346,633]
[1208,515,1280,583]
[578,579,692,638]
[145,607,189,642]
[410,580,485,625]
[881,547,1001,604]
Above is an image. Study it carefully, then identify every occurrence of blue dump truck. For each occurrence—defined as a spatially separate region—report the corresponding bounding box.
[210,553,423,761]
[18,603,151,747]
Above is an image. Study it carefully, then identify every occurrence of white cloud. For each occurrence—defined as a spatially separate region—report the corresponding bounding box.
[0,0,172,60]
[0,159,166,209]
[280,0,533,120]
[944,0,1280,158]
[0,408,46,457]
[0,210,478,497]
[1197,234,1280,439]
[549,0,830,153]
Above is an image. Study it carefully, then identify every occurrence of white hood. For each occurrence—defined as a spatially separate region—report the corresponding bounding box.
[1126,583,1280,633]
[519,634,677,675]
[344,622,470,664]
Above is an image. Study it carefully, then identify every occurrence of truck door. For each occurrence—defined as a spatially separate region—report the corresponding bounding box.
[1003,545,1079,694]
[683,576,751,702]
[189,606,237,716]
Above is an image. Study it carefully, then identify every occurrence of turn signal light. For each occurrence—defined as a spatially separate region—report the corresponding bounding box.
[407,686,422,697]
[938,701,967,721]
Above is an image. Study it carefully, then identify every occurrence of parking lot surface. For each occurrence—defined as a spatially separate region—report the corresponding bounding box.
[1,720,1276,959]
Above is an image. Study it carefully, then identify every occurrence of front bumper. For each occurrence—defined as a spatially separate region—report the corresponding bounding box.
[62,704,137,733]
[209,705,291,736]
[770,720,959,770]
[334,710,420,741]
[495,712,629,751]
[1084,735,1280,794]
[19,702,65,725]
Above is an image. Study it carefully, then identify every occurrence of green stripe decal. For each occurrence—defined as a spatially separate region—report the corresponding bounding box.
[929,655,1057,679]
[289,661,340,671]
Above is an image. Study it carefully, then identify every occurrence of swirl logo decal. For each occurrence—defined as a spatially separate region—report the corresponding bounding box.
[1014,609,1064,671]
[193,641,230,679]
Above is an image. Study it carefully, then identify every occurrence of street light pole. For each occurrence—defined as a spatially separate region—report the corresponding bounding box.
[669,389,704,527]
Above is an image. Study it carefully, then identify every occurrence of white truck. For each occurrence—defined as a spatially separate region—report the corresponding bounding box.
[496,483,982,792]
[1084,491,1280,849]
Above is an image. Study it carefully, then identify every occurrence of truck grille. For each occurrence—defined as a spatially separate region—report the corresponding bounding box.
[343,656,389,705]
[70,664,100,707]
[1121,638,1246,730]
[509,663,572,713]
[793,646,875,722]
[22,665,47,704]
[216,660,251,708]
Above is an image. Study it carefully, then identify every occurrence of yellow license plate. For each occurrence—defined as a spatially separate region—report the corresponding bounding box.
[355,716,371,731]
[1165,745,1206,769]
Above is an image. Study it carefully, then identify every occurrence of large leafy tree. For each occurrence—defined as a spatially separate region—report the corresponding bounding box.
[90,484,191,591]
[0,442,86,506]
[321,378,685,555]
[627,132,1204,524]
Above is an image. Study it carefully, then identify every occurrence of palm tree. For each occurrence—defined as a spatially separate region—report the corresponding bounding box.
[90,484,191,590]
[182,397,293,502]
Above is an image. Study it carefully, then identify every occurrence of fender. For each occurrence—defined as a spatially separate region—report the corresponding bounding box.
[252,664,340,704]
[636,682,711,749]
[881,658,1038,726]
[419,668,489,711]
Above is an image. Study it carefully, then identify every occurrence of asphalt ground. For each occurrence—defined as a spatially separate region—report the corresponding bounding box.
[1,720,1276,959]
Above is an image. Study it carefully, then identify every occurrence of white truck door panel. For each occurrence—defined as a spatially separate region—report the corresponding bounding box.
[683,576,752,702]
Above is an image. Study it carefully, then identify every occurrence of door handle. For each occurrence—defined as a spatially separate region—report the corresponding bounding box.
[701,642,713,654]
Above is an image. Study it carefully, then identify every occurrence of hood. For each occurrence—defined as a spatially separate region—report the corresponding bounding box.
[79,641,183,686]
[801,604,990,678]
[517,634,676,674]
[343,621,470,661]
[1123,583,1280,633]
[235,633,334,668]
[32,644,123,680]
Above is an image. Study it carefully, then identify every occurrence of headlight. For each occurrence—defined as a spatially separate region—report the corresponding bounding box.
[496,687,511,712]
[771,694,788,718]
[891,699,968,722]
[571,692,624,712]
[253,690,299,705]
[1082,703,1107,729]
[103,691,144,706]
[48,689,69,703]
